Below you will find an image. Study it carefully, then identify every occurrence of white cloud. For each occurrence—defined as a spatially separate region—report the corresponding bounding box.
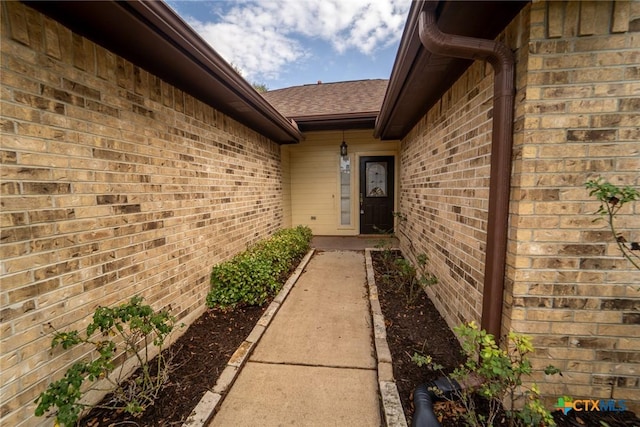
[187,18,307,81]
[180,0,408,84]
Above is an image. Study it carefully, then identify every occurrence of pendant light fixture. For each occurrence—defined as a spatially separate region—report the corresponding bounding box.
[340,130,348,157]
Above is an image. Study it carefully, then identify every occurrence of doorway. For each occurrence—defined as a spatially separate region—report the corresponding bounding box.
[359,156,395,234]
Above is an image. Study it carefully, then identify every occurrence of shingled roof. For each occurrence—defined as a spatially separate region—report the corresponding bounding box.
[262,79,388,132]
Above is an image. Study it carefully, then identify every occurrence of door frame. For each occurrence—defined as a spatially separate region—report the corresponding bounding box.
[357,154,397,235]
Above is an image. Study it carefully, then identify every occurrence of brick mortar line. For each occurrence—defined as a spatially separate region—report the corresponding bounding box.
[182,248,315,427]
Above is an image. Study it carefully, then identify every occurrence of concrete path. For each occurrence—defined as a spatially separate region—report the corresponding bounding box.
[209,250,382,427]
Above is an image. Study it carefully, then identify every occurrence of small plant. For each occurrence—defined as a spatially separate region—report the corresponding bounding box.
[452,322,558,427]
[411,352,434,368]
[412,322,559,427]
[392,253,438,305]
[374,236,398,272]
[206,225,312,309]
[411,345,443,372]
[373,233,438,305]
[382,211,439,304]
[586,178,640,270]
[35,296,178,426]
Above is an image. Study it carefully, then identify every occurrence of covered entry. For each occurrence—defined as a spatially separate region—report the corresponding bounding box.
[263,81,400,236]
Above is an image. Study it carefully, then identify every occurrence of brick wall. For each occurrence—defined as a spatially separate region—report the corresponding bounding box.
[0,3,285,425]
[509,0,640,410]
[398,59,494,328]
[399,0,639,412]
[281,147,292,228]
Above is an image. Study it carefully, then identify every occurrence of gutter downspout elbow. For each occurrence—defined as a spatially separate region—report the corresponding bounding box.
[418,6,515,340]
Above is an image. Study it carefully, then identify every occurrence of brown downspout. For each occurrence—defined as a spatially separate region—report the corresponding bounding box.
[418,4,515,340]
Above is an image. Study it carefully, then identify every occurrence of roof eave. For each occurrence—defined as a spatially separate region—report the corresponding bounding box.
[375,1,426,140]
[375,0,528,141]
[24,0,302,144]
[292,112,379,132]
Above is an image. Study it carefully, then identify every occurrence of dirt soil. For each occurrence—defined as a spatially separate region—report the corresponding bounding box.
[371,250,465,426]
[80,304,268,426]
[77,249,638,427]
[372,250,639,427]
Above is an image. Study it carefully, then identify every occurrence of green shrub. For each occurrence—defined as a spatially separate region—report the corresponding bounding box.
[34,297,178,426]
[452,322,558,427]
[206,226,312,309]
[374,248,438,305]
[412,322,560,427]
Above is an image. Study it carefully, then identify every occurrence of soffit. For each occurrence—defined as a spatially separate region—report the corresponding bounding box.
[375,0,528,140]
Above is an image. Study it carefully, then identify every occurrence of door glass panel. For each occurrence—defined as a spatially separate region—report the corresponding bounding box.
[340,156,351,226]
[366,162,387,197]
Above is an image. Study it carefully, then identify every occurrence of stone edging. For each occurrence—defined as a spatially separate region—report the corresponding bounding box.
[182,249,316,427]
[365,248,408,427]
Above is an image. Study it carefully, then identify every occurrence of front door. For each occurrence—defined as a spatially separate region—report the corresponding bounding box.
[359,156,394,234]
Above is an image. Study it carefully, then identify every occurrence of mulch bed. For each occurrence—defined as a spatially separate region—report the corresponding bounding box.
[73,249,638,426]
[371,250,466,426]
[372,250,639,427]
[79,305,268,426]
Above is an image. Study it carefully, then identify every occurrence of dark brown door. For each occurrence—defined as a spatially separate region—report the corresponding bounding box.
[359,156,394,234]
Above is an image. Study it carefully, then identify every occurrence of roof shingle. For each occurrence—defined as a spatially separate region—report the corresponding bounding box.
[262,79,388,119]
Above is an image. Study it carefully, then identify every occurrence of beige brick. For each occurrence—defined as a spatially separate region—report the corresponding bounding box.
[575,311,622,324]
[511,318,551,334]
[526,308,573,322]
[617,338,640,351]
[513,256,531,269]
[547,347,596,362]
[531,229,581,242]
[597,324,639,337]
[550,321,601,336]
[594,81,638,97]
[605,272,640,285]
[567,98,619,113]
[510,308,526,321]
[3,1,639,424]
[540,114,591,129]
[1,2,290,423]
[534,202,583,216]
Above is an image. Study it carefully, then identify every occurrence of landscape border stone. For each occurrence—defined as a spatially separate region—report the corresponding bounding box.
[184,247,408,427]
[182,249,316,427]
[366,248,409,427]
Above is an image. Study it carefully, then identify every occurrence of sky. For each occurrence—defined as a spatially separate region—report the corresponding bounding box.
[166,0,410,90]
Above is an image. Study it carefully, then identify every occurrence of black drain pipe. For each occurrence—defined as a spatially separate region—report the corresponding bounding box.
[418,3,515,341]
[412,378,462,427]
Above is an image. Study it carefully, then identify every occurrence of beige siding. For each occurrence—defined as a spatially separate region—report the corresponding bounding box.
[288,130,399,235]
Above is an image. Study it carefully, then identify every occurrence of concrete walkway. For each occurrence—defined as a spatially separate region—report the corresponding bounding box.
[209,250,382,426]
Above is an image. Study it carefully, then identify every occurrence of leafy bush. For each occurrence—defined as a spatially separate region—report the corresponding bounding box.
[414,322,559,427]
[206,226,312,309]
[35,297,178,426]
[394,253,438,304]
[452,322,557,426]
